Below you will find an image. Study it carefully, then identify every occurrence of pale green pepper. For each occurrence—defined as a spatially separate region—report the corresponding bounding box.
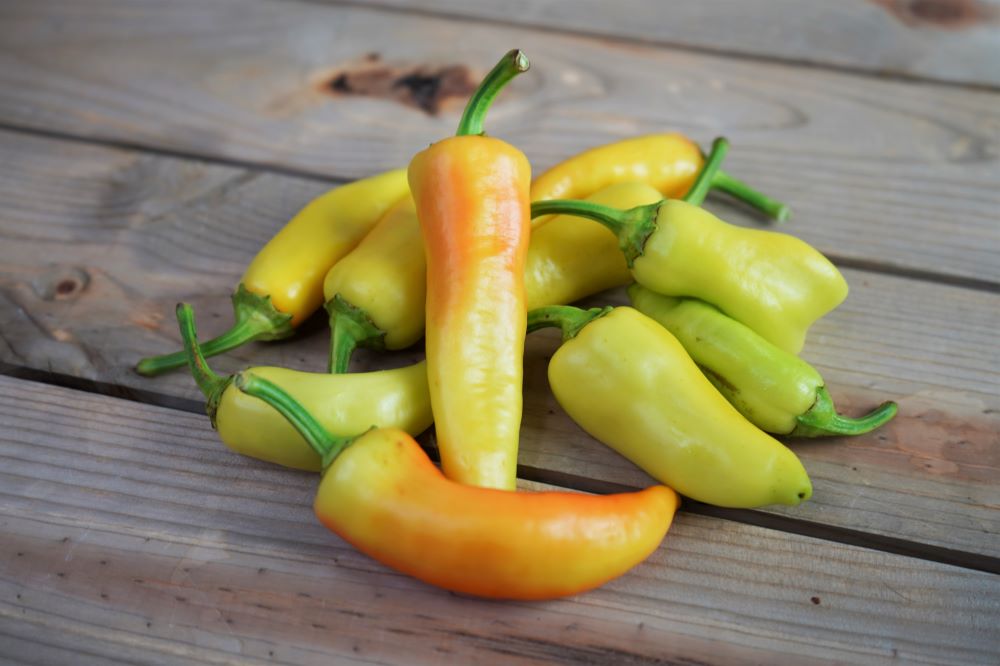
[628,285,897,437]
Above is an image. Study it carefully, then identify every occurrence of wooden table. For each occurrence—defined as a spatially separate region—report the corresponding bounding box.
[1,1,998,663]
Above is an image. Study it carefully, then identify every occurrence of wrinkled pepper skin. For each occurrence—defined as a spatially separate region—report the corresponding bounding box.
[541,307,813,508]
[525,182,660,308]
[246,169,409,325]
[409,135,531,490]
[633,200,847,353]
[323,196,425,351]
[215,364,432,471]
[628,285,897,437]
[315,427,678,599]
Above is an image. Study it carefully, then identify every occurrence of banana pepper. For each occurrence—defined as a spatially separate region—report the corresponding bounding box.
[323,142,787,372]
[530,138,848,354]
[234,371,679,600]
[407,50,532,489]
[628,285,898,437]
[175,304,431,472]
[528,305,812,508]
[135,170,409,376]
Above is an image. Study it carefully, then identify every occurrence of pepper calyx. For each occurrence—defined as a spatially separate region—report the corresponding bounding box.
[325,294,387,374]
[230,284,295,342]
[526,305,612,342]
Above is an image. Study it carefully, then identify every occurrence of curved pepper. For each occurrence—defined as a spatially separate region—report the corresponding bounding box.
[628,285,898,437]
[530,132,789,225]
[175,304,431,472]
[407,50,532,489]
[530,138,847,354]
[235,371,679,600]
[528,305,813,508]
[322,145,787,373]
[134,170,409,376]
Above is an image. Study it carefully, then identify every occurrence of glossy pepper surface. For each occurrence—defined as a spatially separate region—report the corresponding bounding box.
[530,133,789,225]
[135,170,409,376]
[175,304,431,472]
[628,285,898,437]
[320,138,787,373]
[529,305,813,508]
[236,372,679,600]
[408,50,531,489]
[530,138,846,354]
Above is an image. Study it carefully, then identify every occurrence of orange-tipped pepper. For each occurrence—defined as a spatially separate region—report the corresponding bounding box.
[235,371,679,600]
[407,50,532,489]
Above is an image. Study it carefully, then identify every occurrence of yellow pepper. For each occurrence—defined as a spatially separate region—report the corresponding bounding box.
[528,305,813,508]
[135,170,408,376]
[175,304,431,472]
[531,133,789,225]
[531,138,847,354]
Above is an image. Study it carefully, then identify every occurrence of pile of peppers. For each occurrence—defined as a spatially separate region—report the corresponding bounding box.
[136,50,897,600]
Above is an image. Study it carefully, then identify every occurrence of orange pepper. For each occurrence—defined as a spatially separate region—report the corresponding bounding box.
[234,371,679,600]
[407,50,532,490]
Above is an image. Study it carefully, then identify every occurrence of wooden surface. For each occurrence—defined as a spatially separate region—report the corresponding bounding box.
[1,1,998,663]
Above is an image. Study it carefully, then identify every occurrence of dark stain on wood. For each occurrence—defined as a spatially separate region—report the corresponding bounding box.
[324,58,476,115]
[811,596,822,605]
[870,0,996,28]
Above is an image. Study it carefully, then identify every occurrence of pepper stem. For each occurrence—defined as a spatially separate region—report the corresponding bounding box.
[135,284,294,376]
[712,169,790,222]
[790,386,899,438]
[174,303,233,429]
[456,49,529,137]
[325,295,387,374]
[530,199,661,267]
[233,372,355,471]
[683,137,729,207]
[526,305,612,342]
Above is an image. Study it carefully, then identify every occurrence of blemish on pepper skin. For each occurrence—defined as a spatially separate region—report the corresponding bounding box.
[811,596,821,605]
[322,59,477,115]
[870,0,996,29]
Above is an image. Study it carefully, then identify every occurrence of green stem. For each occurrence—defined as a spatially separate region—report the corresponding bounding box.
[135,284,294,376]
[325,295,386,374]
[456,49,529,136]
[233,372,354,471]
[526,305,612,342]
[790,386,899,438]
[683,137,729,207]
[712,170,790,222]
[530,199,661,267]
[174,303,233,428]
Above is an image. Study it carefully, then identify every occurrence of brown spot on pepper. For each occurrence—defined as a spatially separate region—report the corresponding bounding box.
[870,0,996,29]
[322,59,476,115]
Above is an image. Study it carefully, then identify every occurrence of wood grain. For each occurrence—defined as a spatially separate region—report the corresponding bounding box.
[1,0,999,283]
[347,0,1000,88]
[1,375,998,666]
[0,127,997,558]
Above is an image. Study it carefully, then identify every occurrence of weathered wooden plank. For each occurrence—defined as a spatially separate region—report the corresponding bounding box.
[1,375,997,665]
[0,127,997,557]
[1,0,999,282]
[348,0,1000,88]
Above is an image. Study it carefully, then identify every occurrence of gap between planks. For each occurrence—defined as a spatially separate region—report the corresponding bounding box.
[2,366,997,577]
[0,120,991,294]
